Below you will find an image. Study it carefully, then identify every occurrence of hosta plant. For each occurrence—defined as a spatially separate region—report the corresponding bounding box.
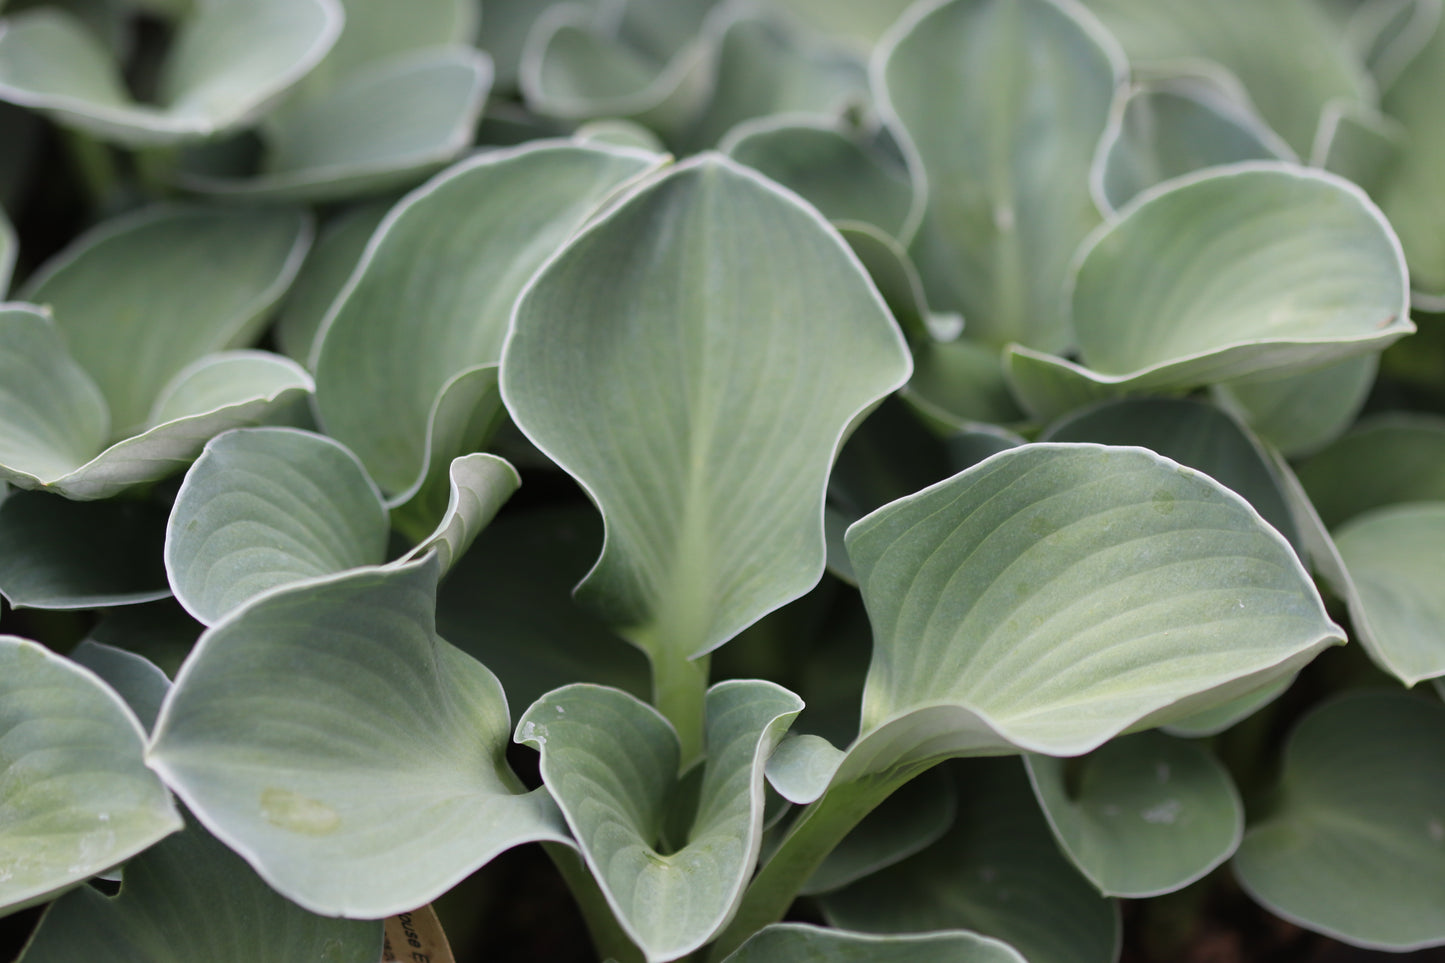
[3,0,1445,961]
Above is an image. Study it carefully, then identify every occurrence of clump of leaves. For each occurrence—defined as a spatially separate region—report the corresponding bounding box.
[3,1,1445,962]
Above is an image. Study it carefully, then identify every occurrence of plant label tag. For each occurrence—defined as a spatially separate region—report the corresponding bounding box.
[381,904,455,963]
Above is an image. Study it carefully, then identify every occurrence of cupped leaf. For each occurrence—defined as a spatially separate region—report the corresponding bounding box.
[821,758,1120,963]
[398,453,521,571]
[164,427,388,625]
[286,0,478,94]
[687,12,868,152]
[0,635,181,914]
[0,305,314,499]
[1094,77,1290,213]
[1233,692,1445,950]
[1294,413,1445,529]
[519,0,715,135]
[147,350,312,426]
[18,815,381,963]
[179,47,493,202]
[516,680,802,962]
[1212,355,1378,458]
[314,141,658,497]
[0,490,168,610]
[435,506,650,713]
[1378,8,1445,306]
[1332,502,1445,685]
[23,205,312,436]
[720,923,1025,963]
[1025,730,1243,897]
[0,304,109,487]
[273,200,391,366]
[0,1,341,146]
[36,367,313,501]
[147,556,570,918]
[1078,0,1371,156]
[502,153,911,663]
[877,0,1124,352]
[1006,164,1412,413]
[845,443,1341,769]
[1039,397,1301,554]
[721,115,912,237]
[766,733,844,806]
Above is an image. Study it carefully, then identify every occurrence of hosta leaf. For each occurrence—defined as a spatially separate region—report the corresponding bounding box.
[1078,0,1370,156]
[0,304,109,487]
[754,0,917,51]
[286,0,477,95]
[384,365,505,538]
[1378,7,1445,306]
[801,767,956,896]
[877,0,1124,352]
[37,371,314,501]
[1233,692,1445,950]
[1025,730,1243,897]
[148,556,570,918]
[18,815,381,962]
[722,116,912,237]
[23,205,312,436]
[844,444,1341,770]
[821,759,1120,963]
[435,506,651,713]
[68,641,171,732]
[839,224,962,347]
[574,117,666,151]
[164,427,388,625]
[1005,164,1412,413]
[273,200,391,366]
[1094,78,1290,213]
[519,0,715,134]
[398,453,521,572]
[1351,0,1441,91]
[0,206,13,293]
[1294,413,1445,529]
[0,490,168,610]
[147,351,312,426]
[516,681,802,962]
[1212,356,1378,458]
[314,141,658,497]
[180,47,492,202]
[903,339,1026,431]
[1332,503,1445,684]
[687,12,868,151]
[720,923,1026,963]
[0,307,312,499]
[0,635,181,914]
[89,600,203,681]
[0,1,341,147]
[765,733,845,806]
[502,153,911,664]
[1314,102,1405,196]
[1039,397,1301,554]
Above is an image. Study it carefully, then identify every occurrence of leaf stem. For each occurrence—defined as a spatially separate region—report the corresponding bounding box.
[704,767,916,962]
[651,649,710,767]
